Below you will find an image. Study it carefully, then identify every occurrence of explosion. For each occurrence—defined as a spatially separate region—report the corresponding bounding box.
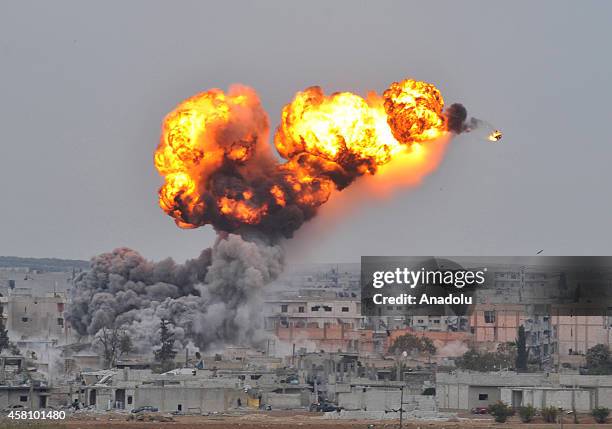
[154,78,463,237]
[68,78,487,354]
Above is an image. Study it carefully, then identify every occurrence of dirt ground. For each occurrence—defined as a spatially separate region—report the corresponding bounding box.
[3,411,612,429]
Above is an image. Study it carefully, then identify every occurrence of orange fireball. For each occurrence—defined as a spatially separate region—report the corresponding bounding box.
[155,78,451,235]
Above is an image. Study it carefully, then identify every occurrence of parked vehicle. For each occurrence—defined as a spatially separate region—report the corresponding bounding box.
[310,402,341,412]
[131,406,159,413]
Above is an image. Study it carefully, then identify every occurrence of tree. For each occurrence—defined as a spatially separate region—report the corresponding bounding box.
[0,313,10,355]
[154,319,177,372]
[119,331,133,357]
[488,401,513,423]
[95,326,121,368]
[420,337,436,357]
[592,406,610,424]
[456,346,516,372]
[518,405,536,423]
[585,344,612,375]
[541,406,559,423]
[0,313,10,353]
[388,334,437,357]
[456,349,498,371]
[516,325,528,371]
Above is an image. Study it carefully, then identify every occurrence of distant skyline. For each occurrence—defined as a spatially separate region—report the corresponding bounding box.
[1,1,612,264]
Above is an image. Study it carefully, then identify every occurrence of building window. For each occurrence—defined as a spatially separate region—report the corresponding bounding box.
[323,306,332,312]
[21,317,29,323]
[57,318,64,326]
[417,319,424,324]
[433,319,440,324]
[311,306,319,312]
[484,311,496,323]
[281,305,288,313]
[341,307,349,312]
[298,306,305,313]
[20,395,28,402]
[127,396,133,405]
[478,393,488,400]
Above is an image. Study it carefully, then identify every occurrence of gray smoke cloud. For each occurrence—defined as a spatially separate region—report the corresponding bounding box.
[66,233,283,353]
[444,103,498,138]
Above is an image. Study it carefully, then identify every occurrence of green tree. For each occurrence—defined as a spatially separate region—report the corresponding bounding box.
[518,405,536,423]
[456,348,495,371]
[420,337,436,356]
[592,406,610,424]
[516,325,528,371]
[154,319,177,372]
[488,401,513,423]
[585,344,612,374]
[541,406,559,423]
[388,334,437,357]
[456,347,515,372]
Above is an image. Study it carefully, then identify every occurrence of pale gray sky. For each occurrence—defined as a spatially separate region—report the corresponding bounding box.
[1,1,611,263]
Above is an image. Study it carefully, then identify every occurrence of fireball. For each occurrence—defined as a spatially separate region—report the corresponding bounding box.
[155,78,452,235]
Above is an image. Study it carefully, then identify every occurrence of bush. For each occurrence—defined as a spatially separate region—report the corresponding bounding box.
[541,406,559,423]
[518,405,536,423]
[488,401,514,423]
[592,407,610,424]
[422,387,435,396]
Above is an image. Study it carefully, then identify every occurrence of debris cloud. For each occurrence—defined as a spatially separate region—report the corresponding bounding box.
[67,234,282,352]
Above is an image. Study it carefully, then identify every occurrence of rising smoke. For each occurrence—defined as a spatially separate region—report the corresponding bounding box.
[66,233,282,352]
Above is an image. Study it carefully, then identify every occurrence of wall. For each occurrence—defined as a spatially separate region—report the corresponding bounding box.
[337,388,436,412]
[467,386,500,409]
[436,382,469,410]
[554,315,611,357]
[0,388,46,410]
[266,392,304,409]
[134,386,240,413]
[501,388,592,412]
[3,295,67,342]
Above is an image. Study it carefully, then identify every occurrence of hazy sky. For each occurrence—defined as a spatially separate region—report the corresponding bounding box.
[1,1,611,263]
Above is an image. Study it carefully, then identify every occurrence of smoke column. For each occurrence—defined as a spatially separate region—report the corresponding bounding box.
[67,234,282,352]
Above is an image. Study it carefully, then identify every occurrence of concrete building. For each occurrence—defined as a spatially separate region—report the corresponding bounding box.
[436,370,612,411]
[553,314,612,363]
[264,291,364,330]
[1,293,69,342]
[468,304,526,347]
[336,386,436,412]
[264,291,376,353]
[0,270,74,297]
[500,386,591,411]
[134,385,244,413]
[0,385,50,410]
[0,356,50,410]
[78,363,313,413]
